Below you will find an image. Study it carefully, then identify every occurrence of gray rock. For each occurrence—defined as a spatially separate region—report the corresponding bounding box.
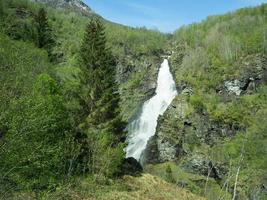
[182,155,226,180]
[181,87,193,96]
[157,138,178,161]
[224,80,242,96]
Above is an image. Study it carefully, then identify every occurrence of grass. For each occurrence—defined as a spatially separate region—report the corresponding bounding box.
[96,174,205,200]
[145,162,232,200]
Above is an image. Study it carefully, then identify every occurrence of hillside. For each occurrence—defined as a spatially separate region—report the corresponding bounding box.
[0,0,266,199]
[144,4,267,200]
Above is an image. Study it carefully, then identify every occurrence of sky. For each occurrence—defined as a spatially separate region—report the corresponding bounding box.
[85,0,267,33]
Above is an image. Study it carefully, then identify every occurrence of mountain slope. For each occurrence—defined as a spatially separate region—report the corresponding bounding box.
[144,3,267,199]
[31,0,94,16]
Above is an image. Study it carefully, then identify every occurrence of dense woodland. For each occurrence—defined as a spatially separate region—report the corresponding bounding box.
[0,0,266,199]
[0,0,169,198]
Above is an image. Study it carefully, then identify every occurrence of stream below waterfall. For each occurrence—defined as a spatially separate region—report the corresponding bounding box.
[125,59,177,161]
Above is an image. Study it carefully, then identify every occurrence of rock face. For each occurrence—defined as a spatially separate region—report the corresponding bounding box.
[181,155,227,180]
[143,94,239,165]
[116,55,161,122]
[32,0,94,16]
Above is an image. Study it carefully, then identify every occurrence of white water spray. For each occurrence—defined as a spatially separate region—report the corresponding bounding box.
[125,59,177,161]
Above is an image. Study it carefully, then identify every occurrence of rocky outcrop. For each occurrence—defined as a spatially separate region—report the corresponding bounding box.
[218,54,267,96]
[224,80,243,95]
[142,96,188,164]
[117,55,160,122]
[31,0,95,16]
[181,154,227,180]
[143,92,240,165]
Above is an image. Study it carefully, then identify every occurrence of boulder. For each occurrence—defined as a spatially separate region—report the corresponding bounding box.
[120,157,143,176]
[224,80,242,96]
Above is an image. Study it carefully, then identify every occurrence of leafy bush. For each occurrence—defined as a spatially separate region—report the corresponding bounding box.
[189,95,206,112]
[0,74,74,190]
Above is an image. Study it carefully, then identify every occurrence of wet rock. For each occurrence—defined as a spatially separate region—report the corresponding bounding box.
[120,157,143,176]
[141,135,160,165]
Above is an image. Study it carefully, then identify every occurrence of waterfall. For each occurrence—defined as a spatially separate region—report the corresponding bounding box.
[125,59,177,161]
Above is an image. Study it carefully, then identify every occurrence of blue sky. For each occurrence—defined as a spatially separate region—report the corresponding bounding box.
[85,0,267,33]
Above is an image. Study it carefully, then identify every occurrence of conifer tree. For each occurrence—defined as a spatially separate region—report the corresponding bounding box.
[35,8,54,56]
[79,17,126,176]
[0,0,4,18]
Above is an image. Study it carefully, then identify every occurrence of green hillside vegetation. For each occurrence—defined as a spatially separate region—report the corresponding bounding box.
[1,0,167,121]
[172,4,266,91]
[146,3,266,199]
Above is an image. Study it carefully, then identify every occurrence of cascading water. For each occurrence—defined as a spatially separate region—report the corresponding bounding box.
[125,59,177,161]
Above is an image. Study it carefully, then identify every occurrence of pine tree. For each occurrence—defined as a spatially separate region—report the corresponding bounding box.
[35,8,54,56]
[0,0,4,18]
[79,17,126,176]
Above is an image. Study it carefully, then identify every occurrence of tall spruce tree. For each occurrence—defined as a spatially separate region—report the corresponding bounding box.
[35,8,54,56]
[79,17,126,176]
[0,0,5,19]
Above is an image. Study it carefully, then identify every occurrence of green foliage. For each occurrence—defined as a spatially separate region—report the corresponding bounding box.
[106,25,167,58]
[0,74,74,191]
[0,33,51,112]
[0,0,5,18]
[165,164,175,183]
[169,5,267,199]
[3,0,266,199]
[189,95,206,112]
[78,17,126,177]
[210,107,267,197]
[4,15,36,42]
[0,0,38,42]
[172,4,267,92]
[0,1,166,195]
[145,162,232,199]
[35,7,55,57]
[0,0,169,198]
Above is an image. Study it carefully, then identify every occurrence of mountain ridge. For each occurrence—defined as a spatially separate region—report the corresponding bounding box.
[31,0,95,16]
